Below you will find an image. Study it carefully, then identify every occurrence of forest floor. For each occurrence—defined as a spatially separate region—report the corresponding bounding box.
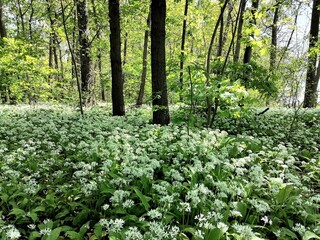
[0,104,319,240]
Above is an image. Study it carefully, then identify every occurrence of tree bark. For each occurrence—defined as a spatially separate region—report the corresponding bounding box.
[217,0,224,57]
[243,0,259,64]
[28,0,34,40]
[109,0,125,116]
[151,0,170,125]
[234,0,246,62]
[60,0,83,116]
[303,0,320,108]
[91,0,106,101]
[17,0,25,34]
[205,0,229,127]
[0,0,7,103]
[179,0,189,101]
[0,0,6,38]
[222,2,233,46]
[206,0,229,75]
[136,10,151,106]
[122,32,128,84]
[77,0,92,105]
[270,2,279,71]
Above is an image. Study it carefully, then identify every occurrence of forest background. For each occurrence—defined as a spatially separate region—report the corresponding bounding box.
[0,0,319,125]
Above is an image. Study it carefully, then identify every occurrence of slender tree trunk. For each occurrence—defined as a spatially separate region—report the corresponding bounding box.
[91,0,106,101]
[0,0,7,103]
[151,0,170,125]
[0,0,6,38]
[243,0,259,64]
[28,0,34,40]
[217,0,224,57]
[72,8,77,80]
[53,37,59,70]
[76,0,92,105]
[270,2,279,71]
[109,0,125,116]
[303,0,320,108]
[234,0,246,62]
[206,0,229,75]
[179,0,189,101]
[17,0,25,34]
[60,0,83,116]
[58,42,64,79]
[136,10,151,106]
[205,0,229,127]
[122,32,128,83]
[222,2,233,48]
[49,37,53,68]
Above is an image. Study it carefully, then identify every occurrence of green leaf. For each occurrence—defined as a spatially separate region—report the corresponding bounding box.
[281,228,298,239]
[94,224,103,238]
[303,231,320,240]
[56,209,70,219]
[1,194,9,203]
[28,231,41,240]
[133,188,150,211]
[237,202,248,219]
[32,206,46,212]
[65,231,82,240]
[47,227,61,240]
[206,228,224,240]
[79,221,90,236]
[9,208,26,217]
[179,233,190,240]
[29,212,38,222]
[276,185,294,204]
[183,227,196,235]
[73,208,89,226]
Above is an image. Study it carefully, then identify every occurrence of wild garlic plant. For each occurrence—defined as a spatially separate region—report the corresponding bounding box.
[0,105,319,239]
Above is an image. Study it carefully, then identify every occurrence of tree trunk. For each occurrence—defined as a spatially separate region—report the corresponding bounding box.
[122,32,128,84]
[0,0,6,38]
[270,2,279,71]
[303,0,320,108]
[28,0,34,40]
[77,0,92,105]
[17,0,25,34]
[136,10,151,106]
[206,0,229,75]
[217,0,224,57]
[151,0,170,125]
[222,2,233,50]
[179,0,189,101]
[0,0,7,103]
[234,0,246,62]
[91,0,106,101]
[205,0,229,127]
[243,0,259,64]
[109,0,125,116]
[60,0,83,115]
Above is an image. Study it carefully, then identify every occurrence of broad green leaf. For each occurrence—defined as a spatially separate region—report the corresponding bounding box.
[47,227,62,240]
[9,208,25,217]
[281,228,298,239]
[133,188,150,211]
[276,186,294,204]
[79,221,90,236]
[28,231,41,240]
[94,224,103,238]
[29,212,38,222]
[206,228,224,240]
[303,231,320,240]
[73,208,89,226]
[183,227,196,235]
[65,231,82,240]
